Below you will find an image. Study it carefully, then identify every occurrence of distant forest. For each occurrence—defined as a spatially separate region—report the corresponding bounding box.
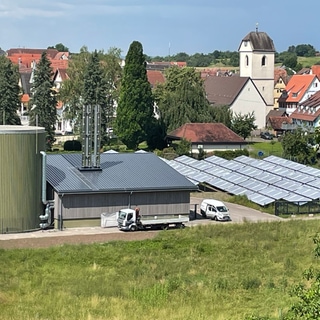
[145,44,320,71]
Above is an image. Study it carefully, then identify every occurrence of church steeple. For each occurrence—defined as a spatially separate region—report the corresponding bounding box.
[238,27,275,107]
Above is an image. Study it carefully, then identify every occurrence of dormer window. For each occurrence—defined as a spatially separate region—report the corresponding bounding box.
[261,55,266,66]
[292,93,298,98]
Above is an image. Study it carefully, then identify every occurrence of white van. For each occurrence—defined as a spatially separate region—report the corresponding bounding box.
[200,199,231,221]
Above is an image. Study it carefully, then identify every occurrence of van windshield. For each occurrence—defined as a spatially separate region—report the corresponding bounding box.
[217,206,228,212]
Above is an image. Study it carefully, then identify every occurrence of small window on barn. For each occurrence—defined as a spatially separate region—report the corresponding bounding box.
[262,56,266,66]
[245,55,249,66]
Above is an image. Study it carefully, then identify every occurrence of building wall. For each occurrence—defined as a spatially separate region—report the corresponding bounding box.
[52,190,191,228]
[231,81,267,128]
[239,42,275,106]
[191,143,244,154]
[274,78,286,108]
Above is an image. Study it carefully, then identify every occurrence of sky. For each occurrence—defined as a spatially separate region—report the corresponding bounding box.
[1,0,320,57]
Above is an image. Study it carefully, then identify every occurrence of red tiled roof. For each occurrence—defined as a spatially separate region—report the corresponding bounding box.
[268,116,292,130]
[274,68,289,85]
[50,60,69,71]
[170,62,187,67]
[7,48,69,70]
[312,65,320,79]
[56,101,63,110]
[290,108,320,122]
[7,48,60,58]
[147,70,165,87]
[300,90,320,108]
[167,123,246,144]
[55,68,69,81]
[21,93,30,103]
[285,74,317,103]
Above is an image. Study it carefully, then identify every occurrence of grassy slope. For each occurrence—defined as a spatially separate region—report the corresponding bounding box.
[1,220,319,320]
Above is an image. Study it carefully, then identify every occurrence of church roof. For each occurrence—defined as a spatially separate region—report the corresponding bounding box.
[240,31,275,52]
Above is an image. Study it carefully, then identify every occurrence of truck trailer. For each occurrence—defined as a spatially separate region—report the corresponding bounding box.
[117,208,189,231]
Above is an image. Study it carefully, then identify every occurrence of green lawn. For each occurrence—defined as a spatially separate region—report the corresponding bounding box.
[1,220,319,320]
[247,140,283,159]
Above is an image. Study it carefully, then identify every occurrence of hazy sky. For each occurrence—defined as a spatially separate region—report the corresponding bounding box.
[1,0,319,57]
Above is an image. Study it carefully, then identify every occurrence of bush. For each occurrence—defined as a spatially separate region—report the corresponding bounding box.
[63,140,82,151]
[213,148,249,160]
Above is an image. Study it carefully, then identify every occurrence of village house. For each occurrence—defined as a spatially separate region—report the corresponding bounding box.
[278,74,320,116]
[166,123,247,154]
[289,90,320,131]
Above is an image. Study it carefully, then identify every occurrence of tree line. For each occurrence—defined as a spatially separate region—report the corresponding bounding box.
[0,41,257,152]
[146,43,320,72]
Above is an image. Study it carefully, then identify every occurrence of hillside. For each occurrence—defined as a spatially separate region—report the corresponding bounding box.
[1,220,320,319]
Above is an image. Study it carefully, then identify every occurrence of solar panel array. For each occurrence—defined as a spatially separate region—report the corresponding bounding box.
[162,155,320,206]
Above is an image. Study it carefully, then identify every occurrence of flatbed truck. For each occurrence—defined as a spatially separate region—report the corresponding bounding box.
[117,208,189,231]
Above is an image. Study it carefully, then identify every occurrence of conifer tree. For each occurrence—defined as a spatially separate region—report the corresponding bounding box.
[29,52,57,150]
[0,56,21,125]
[114,41,154,150]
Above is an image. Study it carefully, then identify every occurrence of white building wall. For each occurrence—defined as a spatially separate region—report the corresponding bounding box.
[231,81,267,129]
[191,143,244,154]
[239,41,275,106]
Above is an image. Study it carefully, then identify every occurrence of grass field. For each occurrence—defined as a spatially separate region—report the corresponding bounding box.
[1,220,320,320]
[247,140,283,159]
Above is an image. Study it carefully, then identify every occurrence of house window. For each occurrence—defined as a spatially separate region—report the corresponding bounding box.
[245,55,249,66]
[261,55,266,66]
[292,93,298,97]
[314,82,318,87]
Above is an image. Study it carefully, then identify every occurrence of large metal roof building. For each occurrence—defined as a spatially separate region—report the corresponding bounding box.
[46,152,198,229]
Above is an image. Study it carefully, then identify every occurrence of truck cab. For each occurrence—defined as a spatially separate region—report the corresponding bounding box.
[200,199,231,221]
[117,208,140,231]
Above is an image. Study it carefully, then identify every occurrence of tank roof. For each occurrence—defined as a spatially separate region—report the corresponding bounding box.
[0,125,45,134]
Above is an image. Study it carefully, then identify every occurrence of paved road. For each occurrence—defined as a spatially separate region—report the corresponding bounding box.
[0,197,282,243]
[190,197,283,225]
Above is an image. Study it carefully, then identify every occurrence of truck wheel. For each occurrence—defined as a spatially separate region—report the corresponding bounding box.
[129,225,137,231]
[176,223,185,229]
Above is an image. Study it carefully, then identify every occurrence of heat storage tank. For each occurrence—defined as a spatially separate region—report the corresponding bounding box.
[0,125,46,233]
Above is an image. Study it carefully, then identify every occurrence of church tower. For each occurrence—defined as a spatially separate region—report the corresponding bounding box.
[238,25,275,107]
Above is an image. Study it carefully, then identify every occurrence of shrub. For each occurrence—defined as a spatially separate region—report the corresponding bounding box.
[213,148,249,160]
[63,140,82,151]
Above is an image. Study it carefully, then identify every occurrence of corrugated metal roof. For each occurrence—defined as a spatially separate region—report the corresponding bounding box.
[46,153,198,194]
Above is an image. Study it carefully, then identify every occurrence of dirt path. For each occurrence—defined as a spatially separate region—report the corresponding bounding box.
[0,231,159,250]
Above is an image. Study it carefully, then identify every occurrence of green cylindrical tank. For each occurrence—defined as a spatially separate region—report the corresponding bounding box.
[0,125,46,233]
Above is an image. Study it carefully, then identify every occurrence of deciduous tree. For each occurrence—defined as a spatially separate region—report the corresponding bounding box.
[154,66,210,132]
[281,128,316,164]
[0,56,21,125]
[231,112,257,140]
[59,46,122,144]
[29,52,57,150]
